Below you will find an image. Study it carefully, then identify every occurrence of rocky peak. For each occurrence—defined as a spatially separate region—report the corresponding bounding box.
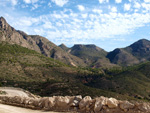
[0,17,8,29]
[0,17,14,31]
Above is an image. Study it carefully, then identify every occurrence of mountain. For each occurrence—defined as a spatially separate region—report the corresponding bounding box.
[125,39,150,61]
[0,17,86,67]
[69,44,116,68]
[107,39,150,66]
[107,48,139,66]
[0,42,129,99]
[59,43,69,52]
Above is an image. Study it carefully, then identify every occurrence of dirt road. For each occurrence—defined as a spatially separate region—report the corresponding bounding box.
[0,104,63,113]
[0,87,31,97]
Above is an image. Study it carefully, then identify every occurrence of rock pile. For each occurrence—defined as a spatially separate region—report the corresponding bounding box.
[0,95,150,113]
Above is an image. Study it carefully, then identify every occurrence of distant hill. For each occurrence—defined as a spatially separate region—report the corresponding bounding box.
[107,39,150,66]
[59,43,69,52]
[69,44,117,68]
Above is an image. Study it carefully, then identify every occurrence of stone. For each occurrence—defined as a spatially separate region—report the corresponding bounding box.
[138,103,150,112]
[107,98,119,108]
[119,101,134,111]
[71,95,82,107]
[94,96,108,112]
[55,96,71,110]
[79,96,92,111]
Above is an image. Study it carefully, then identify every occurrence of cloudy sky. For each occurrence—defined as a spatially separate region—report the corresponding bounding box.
[0,0,150,51]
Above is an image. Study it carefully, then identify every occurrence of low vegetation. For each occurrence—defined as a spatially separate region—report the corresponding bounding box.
[0,42,150,102]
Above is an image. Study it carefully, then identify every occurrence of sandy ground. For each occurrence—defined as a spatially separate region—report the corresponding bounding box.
[0,104,65,113]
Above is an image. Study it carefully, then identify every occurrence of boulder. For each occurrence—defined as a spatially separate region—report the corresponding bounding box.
[55,96,71,110]
[70,95,82,107]
[119,101,134,111]
[79,96,92,111]
[138,103,150,112]
[94,96,108,112]
[107,98,119,108]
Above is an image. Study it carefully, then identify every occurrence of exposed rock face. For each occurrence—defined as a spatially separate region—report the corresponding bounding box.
[0,17,86,67]
[1,94,150,113]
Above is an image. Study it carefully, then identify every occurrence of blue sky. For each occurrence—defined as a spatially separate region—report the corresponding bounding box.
[0,0,150,51]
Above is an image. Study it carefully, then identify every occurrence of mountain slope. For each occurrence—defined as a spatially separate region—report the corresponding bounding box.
[107,48,139,66]
[0,42,130,99]
[79,61,150,100]
[107,39,150,66]
[0,17,86,67]
[59,43,69,52]
[125,39,150,61]
[69,44,116,68]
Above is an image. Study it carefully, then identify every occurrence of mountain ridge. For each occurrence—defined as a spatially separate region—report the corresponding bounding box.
[1,16,150,67]
[0,17,86,67]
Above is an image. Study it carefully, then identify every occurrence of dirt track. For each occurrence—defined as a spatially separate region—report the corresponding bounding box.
[0,104,62,113]
[0,87,70,113]
[0,87,29,97]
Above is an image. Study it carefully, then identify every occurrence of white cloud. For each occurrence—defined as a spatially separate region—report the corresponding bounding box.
[48,2,52,7]
[142,3,150,12]
[11,0,17,6]
[3,1,150,49]
[93,9,103,14]
[134,2,141,9]
[81,14,88,18]
[144,0,150,3]
[31,4,39,10]
[124,4,131,11]
[99,0,109,4]
[77,5,85,11]
[23,0,31,4]
[51,0,69,7]
[111,7,117,12]
[115,0,122,3]
[43,22,53,29]
[23,0,38,4]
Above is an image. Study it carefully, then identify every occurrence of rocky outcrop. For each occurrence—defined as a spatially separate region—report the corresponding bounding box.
[0,95,150,113]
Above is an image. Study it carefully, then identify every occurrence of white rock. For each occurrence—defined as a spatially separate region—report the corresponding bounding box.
[138,103,150,112]
[79,96,92,110]
[94,96,109,112]
[71,95,82,107]
[119,101,134,111]
[107,98,119,108]
[55,96,70,109]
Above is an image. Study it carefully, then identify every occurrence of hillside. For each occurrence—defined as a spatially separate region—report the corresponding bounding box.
[79,62,150,100]
[0,42,128,99]
[0,17,86,67]
[107,39,150,66]
[59,43,69,52]
[69,44,117,68]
